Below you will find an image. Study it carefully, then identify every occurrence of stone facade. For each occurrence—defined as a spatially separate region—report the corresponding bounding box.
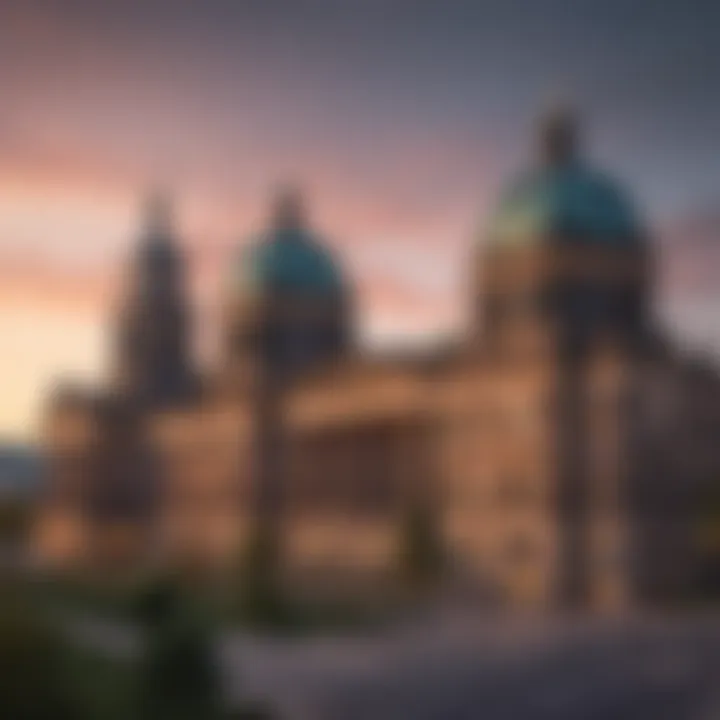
[34,116,720,611]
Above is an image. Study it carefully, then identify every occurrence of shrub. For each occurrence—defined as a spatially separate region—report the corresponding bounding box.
[0,592,80,720]
[134,576,222,720]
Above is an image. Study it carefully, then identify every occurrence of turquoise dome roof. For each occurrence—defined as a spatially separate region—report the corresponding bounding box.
[488,162,640,246]
[233,227,343,296]
[487,109,643,247]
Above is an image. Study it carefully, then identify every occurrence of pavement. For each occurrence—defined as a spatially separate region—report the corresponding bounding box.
[69,610,720,720]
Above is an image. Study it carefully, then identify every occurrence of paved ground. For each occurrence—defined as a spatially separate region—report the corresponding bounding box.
[71,611,720,719]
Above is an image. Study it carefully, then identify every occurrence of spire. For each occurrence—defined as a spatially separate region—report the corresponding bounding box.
[538,103,580,167]
[143,191,174,240]
[116,195,195,407]
[270,185,305,232]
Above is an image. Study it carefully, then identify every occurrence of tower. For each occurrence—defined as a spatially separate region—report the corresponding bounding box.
[478,107,651,358]
[475,108,651,608]
[114,195,197,408]
[223,187,350,392]
[223,188,351,598]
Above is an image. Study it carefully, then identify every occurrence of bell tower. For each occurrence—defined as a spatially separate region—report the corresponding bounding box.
[114,195,197,407]
[477,108,651,359]
[474,108,653,609]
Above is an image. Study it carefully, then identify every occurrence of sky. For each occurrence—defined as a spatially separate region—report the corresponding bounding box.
[0,0,719,440]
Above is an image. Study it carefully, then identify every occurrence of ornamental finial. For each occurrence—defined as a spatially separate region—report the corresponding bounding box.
[538,100,579,166]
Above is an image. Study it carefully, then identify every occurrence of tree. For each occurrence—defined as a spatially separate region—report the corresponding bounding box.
[134,577,222,720]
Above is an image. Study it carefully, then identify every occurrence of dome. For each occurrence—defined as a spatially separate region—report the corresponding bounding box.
[230,189,343,297]
[236,227,343,295]
[487,109,642,246]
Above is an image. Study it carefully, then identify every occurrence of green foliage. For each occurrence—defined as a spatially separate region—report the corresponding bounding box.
[34,572,146,622]
[397,505,444,591]
[0,592,81,720]
[1,573,277,720]
[63,646,135,720]
[134,577,222,720]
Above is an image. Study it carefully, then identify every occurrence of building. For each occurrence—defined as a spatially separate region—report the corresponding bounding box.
[35,111,720,610]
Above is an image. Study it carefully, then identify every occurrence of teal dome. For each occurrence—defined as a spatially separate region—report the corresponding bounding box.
[488,163,640,246]
[487,109,643,247]
[233,227,343,296]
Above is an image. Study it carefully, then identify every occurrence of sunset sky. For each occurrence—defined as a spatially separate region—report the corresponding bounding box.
[1,0,719,440]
